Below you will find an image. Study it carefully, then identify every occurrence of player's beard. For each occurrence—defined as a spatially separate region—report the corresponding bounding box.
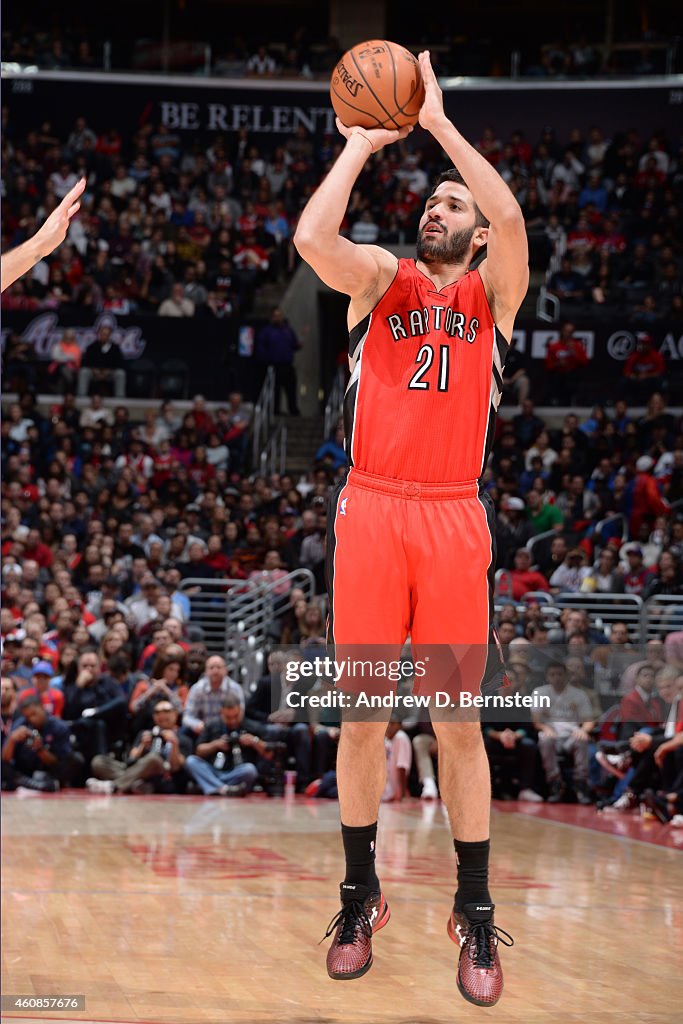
[416,224,476,265]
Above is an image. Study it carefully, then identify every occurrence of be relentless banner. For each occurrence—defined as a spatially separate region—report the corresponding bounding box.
[5,72,683,144]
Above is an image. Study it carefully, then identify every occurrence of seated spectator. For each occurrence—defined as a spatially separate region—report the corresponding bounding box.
[605,667,682,813]
[549,547,591,594]
[248,550,291,597]
[1,676,19,780]
[496,496,533,569]
[126,577,165,629]
[129,649,189,732]
[350,210,380,244]
[315,425,348,471]
[644,552,683,600]
[245,650,317,791]
[17,660,65,718]
[185,694,264,795]
[177,540,216,581]
[2,694,81,791]
[11,636,42,686]
[78,325,126,398]
[555,474,601,532]
[547,256,586,308]
[617,664,666,741]
[532,661,595,803]
[48,327,82,393]
[508,548,550,600]
[512,399,545,449]
[524,430,559,474]
[63,648,127,769]
[501,343,531,405]
[535,534,568,579]
[623,334,666,403]
[622,545,656,596]
[87,700,193,795]
[583,547,625,594]
[483,664,541,801]
[543,322,589,404]
[158,282,195,317]
[182,654,244,738]
[246,45,277,76]
[525,488,564,535]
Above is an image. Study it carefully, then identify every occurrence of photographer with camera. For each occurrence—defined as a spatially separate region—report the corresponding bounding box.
[2,695,82,792]
[184,694,268,796]
[86,701,193,795]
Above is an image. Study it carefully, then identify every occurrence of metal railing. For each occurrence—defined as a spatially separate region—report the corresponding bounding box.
[536,285,560,322]
[179,568,316,684]
[324,367,346,440]
[495,583,682,643]
[553,591,643,632]
[525,528,560,564]
[251,366,276,470]
[593,513,628,546]
[641,595,683,640]
[535,223,566,322]
[259,421,288,477]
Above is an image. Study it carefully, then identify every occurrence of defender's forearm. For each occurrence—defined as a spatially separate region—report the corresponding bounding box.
[1,237,43,292]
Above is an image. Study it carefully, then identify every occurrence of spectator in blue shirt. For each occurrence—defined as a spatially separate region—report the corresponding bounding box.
[578,171,609,213]
[315,425,347,470]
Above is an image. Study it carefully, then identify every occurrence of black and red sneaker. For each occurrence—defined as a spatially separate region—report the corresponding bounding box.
[323,883,391,980]
[447,902,514,1007]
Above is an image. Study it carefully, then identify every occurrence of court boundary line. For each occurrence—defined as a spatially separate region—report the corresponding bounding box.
[502,803,683,851]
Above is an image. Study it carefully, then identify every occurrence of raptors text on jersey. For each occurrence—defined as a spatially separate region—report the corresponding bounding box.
[344,260,508,484]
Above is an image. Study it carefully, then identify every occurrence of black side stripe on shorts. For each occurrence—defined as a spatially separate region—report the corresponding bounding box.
[325,476,347,647]
[477,487,506,694]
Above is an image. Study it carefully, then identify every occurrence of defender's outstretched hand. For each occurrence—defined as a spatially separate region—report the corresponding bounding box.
[417,51,447,133]
[335,116,412,155]
[35,177,86,256]
[1,177,86,292]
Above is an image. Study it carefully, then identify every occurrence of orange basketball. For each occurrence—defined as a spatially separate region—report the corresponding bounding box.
[330,40,425,130]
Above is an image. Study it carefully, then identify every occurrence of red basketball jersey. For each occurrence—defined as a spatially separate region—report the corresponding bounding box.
[344,259,507,483]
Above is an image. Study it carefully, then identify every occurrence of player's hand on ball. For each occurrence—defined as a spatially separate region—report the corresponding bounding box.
[335,117,412,154]
[417,51,446,132]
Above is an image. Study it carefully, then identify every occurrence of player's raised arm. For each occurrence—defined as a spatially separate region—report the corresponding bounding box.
[293,120,408,300]
[417,52,528,328]
[1,177,86,292]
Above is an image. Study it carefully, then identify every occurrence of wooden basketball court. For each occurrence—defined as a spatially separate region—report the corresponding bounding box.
[2,793,681,1024]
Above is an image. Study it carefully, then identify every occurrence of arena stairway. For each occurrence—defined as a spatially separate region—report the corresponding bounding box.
[281,413,325,474]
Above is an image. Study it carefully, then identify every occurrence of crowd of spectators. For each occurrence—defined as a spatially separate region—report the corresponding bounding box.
[4,16,677,80]
[3,104,682,334]
[2,365,682,820]
[1,387,342,795]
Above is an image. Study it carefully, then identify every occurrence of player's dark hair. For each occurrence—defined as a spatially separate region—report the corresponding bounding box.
[432,169,490,229]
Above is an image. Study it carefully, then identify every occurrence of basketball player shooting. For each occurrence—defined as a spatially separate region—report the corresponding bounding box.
[294,51,528,1007]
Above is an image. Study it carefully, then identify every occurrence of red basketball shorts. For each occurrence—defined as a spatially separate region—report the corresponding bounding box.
[325,468,496,700]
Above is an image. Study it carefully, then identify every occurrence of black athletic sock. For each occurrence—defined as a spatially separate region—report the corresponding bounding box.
[453,838,491,913]
[341,822,379,899]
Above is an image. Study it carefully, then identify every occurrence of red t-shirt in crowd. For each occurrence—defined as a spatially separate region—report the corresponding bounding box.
[510,571,551,601]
